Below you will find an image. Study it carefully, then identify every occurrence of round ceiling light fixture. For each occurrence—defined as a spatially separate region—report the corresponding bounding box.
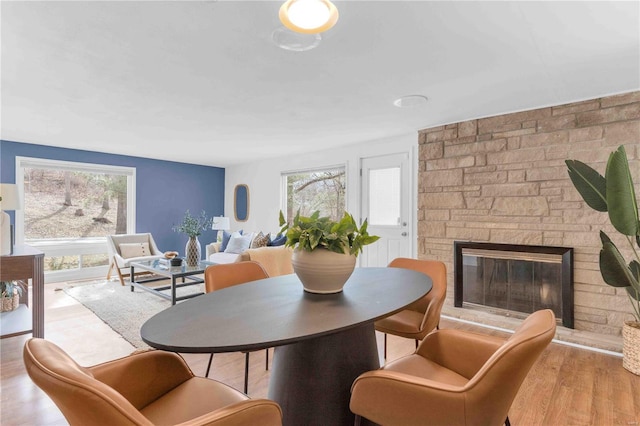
[279,0,339,34]
[393,95,429,108]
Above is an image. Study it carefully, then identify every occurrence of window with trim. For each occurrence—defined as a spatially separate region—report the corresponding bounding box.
[16,157,136,276]
[281,166,346,223]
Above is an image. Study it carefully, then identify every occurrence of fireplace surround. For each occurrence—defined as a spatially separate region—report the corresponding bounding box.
[454,241,574,328]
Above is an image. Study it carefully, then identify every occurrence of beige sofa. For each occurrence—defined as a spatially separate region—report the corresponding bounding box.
[206,242,293,277]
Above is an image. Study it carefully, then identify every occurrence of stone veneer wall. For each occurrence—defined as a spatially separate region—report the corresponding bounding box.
[418,91,640,336]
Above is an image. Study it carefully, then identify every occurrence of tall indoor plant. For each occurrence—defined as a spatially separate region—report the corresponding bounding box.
[566,145,640,373]
[279,210,379,293]
[173,210,212,267]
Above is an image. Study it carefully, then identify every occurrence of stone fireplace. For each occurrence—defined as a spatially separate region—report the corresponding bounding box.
[417,92,639,338]
[454,242,574,328]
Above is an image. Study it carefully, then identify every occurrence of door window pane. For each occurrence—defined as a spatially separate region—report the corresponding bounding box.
[368,167,400,226]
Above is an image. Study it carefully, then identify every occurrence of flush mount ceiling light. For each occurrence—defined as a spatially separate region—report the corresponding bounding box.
[393,95,429,108]
[279,0,339,34]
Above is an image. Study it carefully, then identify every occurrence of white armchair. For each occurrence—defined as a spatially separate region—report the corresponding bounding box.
[106,233,164,285]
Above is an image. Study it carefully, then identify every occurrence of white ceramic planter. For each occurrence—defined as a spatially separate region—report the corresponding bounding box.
[291,248,356,294]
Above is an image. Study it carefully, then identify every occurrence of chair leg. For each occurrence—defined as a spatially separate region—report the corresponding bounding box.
[115,263,127,286]
[383,333,387,359]
[505,416,511,426]
[354,414,362,426]
[265,348,269,370]
[106,261,114,280]
[205,353,214,377]
[244,352,250,394]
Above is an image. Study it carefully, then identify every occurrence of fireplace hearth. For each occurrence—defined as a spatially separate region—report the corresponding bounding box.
[454,241,574,328]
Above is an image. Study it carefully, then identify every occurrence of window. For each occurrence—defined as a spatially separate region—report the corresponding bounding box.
[16,157,136,280]
[282,166,346,222]
[368,167,400,226]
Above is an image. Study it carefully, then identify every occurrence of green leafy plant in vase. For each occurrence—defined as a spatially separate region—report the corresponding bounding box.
[173,210,212,267]
[279,210,380,294]
[566,145,640,373]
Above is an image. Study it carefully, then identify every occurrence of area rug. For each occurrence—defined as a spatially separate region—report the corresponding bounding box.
[63,279,204,348]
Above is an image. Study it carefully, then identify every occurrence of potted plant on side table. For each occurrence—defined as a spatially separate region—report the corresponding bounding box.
[279,210,379,294]
[1,281,22,312]
[566,145,640,374]
[173,210,212,267]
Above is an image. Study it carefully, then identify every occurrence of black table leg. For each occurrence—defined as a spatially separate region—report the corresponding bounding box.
[130,265,134,292]
[171,276,177,305]
[268,324,380,426]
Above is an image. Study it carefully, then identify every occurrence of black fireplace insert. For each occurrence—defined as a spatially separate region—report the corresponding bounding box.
[454,241,573,328]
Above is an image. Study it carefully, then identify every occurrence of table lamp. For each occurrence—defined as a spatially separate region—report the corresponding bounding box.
[0,184,21,255]
[211,216,230,242]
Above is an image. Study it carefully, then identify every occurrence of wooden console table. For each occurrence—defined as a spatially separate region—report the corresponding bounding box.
[0,245,45,338]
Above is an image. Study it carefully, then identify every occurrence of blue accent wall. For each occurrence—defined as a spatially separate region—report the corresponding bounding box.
[0,140,225,252]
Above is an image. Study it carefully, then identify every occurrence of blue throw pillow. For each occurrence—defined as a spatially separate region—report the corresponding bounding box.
[269,234,287,247]
[221,230,233,251]
[221,230,244,252]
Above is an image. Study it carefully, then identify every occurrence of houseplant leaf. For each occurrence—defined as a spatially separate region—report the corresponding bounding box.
[565,159,607,212]
[605,145,640,236]
[599,232,639,288]
[626,260,640,301]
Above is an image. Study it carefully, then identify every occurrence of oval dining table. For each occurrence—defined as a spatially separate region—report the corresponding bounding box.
[140,266,432,426]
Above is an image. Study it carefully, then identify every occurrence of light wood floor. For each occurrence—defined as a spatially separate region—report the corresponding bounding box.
[1,282,640,425]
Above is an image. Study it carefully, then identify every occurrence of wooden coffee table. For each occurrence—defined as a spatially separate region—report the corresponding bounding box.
[129,259,214,305]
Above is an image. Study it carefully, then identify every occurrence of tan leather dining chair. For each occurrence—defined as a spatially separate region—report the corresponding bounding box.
[351,309,556,426]
[23,338,282,426]
[204,261,270,394]
[375,257,447,358]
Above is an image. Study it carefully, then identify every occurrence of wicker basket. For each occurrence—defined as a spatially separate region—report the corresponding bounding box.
[0,290,19,312]
[622,321,640,375]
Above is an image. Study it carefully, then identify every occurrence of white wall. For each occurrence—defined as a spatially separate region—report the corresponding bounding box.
[224,133,418,254]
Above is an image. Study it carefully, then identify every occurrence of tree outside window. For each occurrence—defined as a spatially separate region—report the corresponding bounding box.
[283,166,345,223]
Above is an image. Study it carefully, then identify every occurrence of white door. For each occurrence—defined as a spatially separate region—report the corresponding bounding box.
[360,152,411,267]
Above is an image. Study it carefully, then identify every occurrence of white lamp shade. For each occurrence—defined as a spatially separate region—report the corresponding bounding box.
[0,184,21,211]
[212,216,231,231]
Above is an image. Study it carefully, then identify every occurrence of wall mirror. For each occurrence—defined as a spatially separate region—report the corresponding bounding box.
[234,184,249,222]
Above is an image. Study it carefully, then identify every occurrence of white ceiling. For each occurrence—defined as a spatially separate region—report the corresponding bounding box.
[2,1,639,167]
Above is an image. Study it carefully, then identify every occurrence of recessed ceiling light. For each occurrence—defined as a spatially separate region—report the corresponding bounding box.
[393,95,429,108]
[272,27,322,51]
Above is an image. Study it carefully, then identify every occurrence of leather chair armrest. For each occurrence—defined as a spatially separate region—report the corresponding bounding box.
[180,400,282,426]
[350,370,466,426]
[417,329,505,379]
[89,350,194,410]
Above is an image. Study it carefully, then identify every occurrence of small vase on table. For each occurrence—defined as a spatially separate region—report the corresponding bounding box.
[185,236,201,267]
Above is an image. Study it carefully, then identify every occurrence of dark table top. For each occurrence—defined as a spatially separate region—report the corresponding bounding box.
[140,267,432,353]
